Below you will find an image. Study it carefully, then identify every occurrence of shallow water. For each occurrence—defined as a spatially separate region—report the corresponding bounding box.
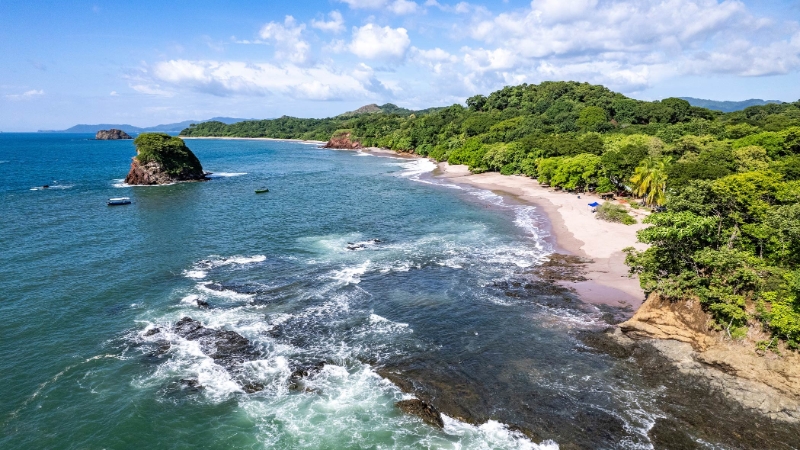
[1,134,797,449]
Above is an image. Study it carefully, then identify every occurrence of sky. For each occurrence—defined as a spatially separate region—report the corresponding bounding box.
[2,0,800,131]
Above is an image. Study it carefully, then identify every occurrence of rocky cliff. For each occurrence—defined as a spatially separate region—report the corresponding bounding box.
[96,129,132,140]
[324,132,362,149]
[124,133,208,185]
[617,293,800,421]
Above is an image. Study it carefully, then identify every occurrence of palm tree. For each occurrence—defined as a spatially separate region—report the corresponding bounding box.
[630,157,670,206]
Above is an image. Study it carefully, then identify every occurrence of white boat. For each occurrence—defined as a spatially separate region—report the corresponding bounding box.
[107,197,131,206]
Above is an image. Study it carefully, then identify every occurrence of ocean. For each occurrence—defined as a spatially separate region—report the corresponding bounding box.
[1,134,796,449]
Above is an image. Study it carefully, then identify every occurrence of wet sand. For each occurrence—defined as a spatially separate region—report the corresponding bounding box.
[434,162,648,309]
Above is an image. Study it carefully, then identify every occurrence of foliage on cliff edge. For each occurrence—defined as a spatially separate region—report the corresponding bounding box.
[134,133,203,176]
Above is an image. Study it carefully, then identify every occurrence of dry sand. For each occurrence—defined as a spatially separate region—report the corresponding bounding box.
[435,162,649,309]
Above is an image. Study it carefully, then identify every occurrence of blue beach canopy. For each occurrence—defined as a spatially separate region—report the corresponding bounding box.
[588,202,600,207]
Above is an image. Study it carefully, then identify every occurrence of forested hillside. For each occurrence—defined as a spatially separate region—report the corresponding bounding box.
[182,81,800,349]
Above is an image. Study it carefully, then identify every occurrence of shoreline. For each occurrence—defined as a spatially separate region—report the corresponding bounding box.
[181,136,326,144]
[433,162,648,309]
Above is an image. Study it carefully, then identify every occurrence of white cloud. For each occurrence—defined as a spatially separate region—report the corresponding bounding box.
[339,0,419,15]
[312,11,345,34]
[5,89,45,100]
[340,0,386,8]
[259,16,311,64]
[349,24,411,60]
[150,59,391,100]
[130,84,174,97]
[109,91,119,96]
[438,0,800,93]
[389,0,419,15]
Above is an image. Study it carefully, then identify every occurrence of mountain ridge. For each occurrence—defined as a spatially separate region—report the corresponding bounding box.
[38,117,251,134]
[680,97,782,113]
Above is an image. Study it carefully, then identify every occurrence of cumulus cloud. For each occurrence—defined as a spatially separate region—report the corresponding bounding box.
[259,16,311,64]
[441,0,800,93]
[5,89,45,100]
[349,24,411,60]
[339,0,419,15]
[312,11,345,33]
[150,59,391,100]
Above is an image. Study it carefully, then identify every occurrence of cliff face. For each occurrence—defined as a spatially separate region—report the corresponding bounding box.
[324,132,362,149]
[96,129,132,140]
[124,158,207,185]
[619,293,800,418]
[124,133,208,185]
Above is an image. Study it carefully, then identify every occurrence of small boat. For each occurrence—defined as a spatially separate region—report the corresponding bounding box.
[107,197,131,206]
[255,188,269,194]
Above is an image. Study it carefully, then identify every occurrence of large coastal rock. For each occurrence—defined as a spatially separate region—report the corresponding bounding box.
[96,129,132,140]
[124,133,208,185]
[324,131,362,149]
[618,293,800,421]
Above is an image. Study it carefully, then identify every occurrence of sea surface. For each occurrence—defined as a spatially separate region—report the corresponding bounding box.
[1,134,797,449]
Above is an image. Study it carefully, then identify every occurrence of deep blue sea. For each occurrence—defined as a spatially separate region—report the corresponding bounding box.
[2,134,794,449]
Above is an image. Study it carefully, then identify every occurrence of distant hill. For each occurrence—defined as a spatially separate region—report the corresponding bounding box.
[680,97,782,113]
[39,117,251,134]
[338,103,442,117]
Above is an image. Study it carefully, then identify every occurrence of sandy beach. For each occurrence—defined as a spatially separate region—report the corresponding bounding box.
[435,162,649,309]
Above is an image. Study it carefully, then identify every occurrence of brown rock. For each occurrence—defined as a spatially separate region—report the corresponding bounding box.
[396,399,444,428]
[324,132,362,149]
[96,129,132,140]
[619,293,715,351]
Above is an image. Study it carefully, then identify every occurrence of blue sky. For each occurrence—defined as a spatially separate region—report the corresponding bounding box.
[2,0,800,131]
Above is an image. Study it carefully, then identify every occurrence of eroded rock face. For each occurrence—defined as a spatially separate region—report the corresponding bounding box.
[616,294,800,422]
[96,129,132,140]
[619,294,715,351]
[396,399,444,428]
[324,132,362,149]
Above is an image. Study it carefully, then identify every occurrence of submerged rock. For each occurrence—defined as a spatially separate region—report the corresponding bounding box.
[172,317,257,369]
[96,129,132,140]
[288,361,326,390]
[124,133,208,185]
[396,399,444,428]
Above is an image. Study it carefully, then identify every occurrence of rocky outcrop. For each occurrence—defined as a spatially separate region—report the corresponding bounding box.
[396,399,445,428]
[96,129,132,140]
[124,133,208,185]
[173,317,257,370]
[124,158,208,185]
[618,294,800,421]
[620,294,715,351]
[324,132,362,149]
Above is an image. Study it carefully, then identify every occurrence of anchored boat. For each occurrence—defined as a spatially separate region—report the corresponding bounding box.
[255,188,269,194]
[107,197,131,206]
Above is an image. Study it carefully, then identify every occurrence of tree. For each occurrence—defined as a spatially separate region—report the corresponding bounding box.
[630,157,670,206]
[576,106,608,132]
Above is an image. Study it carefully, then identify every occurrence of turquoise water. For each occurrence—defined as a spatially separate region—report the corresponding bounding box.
[3,134,793,449]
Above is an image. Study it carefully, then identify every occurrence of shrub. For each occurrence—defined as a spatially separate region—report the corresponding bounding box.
[596,202,636,225]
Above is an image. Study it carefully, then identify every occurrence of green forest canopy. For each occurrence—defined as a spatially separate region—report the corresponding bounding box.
[181,81,800,349]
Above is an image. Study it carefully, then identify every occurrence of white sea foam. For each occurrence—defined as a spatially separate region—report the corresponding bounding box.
[442,416,560,449]
[207,172,247,178]
[112,179,176,188]
[198,283,255,301]
[329,261,370,285]
[208,255,266,266]
[183,270,207,279]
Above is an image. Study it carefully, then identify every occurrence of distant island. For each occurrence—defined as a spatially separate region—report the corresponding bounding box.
[39,117,252,134]
[96,129,132,140]
[681,97,782,112]
[124,133,208,185]
[181,81,800,359]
